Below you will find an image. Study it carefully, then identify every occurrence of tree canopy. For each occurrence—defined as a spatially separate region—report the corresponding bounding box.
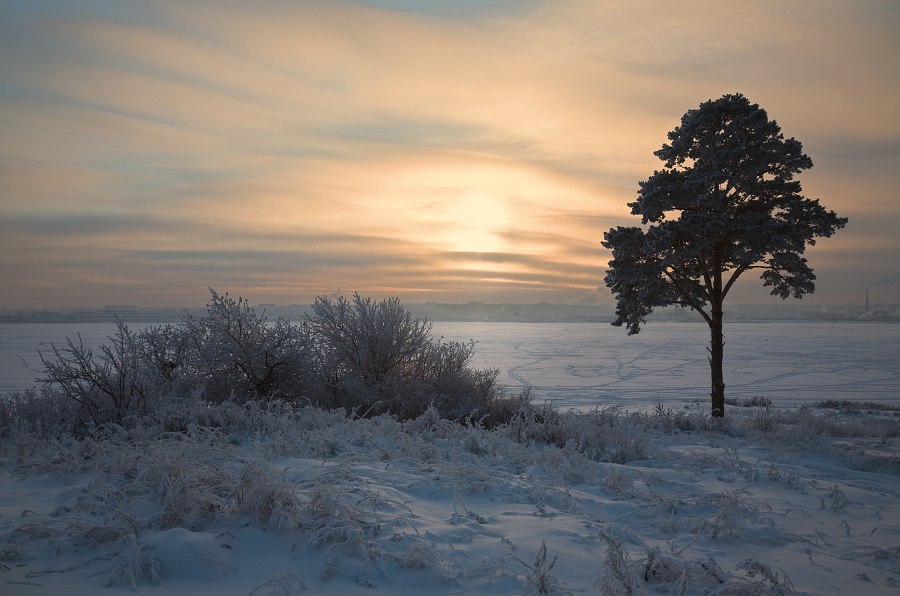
[602,93,847,416]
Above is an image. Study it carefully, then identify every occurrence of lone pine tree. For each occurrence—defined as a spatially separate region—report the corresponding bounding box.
[602,93,847,417]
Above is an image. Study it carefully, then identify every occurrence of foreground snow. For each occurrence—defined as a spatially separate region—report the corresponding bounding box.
[2,402,899,596]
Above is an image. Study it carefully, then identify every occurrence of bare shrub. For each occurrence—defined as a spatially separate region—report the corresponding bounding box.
[145,446,236,530]
[794,410,900,439]
[688,488,773,539]
[751,405,780,433]
[39,321,151,424]
[182,289,316,403]
[521,540,562,596]
[307,293,432,393]
[603,471,634,496]
[136,322,191,391]
[306,292,507,422]
[398,540,464,581]
[105,534,161,589]
[595,533,647,596]
[0,386,79,437]
[646,407,714,434]
[230,458,301,529]
[502,406,654,464]
[725,396,773,408]
[708,559,798,595]
[21,288,520,429]
[815,400,900,412]
[639,546,685,584]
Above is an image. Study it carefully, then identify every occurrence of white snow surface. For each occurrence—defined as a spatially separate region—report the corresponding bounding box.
[431,321,899,409]
[1,321,899,595]
[1,402,900,596]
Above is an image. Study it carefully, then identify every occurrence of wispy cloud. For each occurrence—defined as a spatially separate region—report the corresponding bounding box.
[1,0,898,307]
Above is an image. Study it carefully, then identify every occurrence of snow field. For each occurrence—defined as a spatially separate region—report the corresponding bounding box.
[2,400,899,595]
[429,322,900,410]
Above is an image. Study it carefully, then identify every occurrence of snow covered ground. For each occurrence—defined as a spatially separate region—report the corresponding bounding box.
[2,401,900,596]
[1,321,899,595]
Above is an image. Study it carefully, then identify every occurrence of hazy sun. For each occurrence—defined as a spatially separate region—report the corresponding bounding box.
[445,193,509,253]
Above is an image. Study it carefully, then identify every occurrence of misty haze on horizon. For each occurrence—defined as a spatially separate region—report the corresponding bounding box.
[2,298,896,325]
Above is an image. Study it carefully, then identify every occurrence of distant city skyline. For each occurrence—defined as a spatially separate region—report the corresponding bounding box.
[2,0,899,308]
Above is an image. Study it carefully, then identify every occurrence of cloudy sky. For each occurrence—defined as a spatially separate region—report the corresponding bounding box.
[1,0,898,309]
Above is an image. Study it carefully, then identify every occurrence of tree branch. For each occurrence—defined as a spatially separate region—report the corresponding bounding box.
[663,270,712,325]
[722,262,752,298]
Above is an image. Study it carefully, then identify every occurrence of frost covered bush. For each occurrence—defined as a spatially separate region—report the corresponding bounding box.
[179,289,317,404]
[0,386,79,436]
[33,289,318,425]
[105,534,161,589]
[815,399,900,413]
[521,540,562,596]
[644,406,717,434]
[306,293,432,394]
[305,292,510,422]
[230,458,302,529]
[39,321,154,425]
[732,405,781,434]
[793,409,900,438]
[595,533,646,596]
[501,405,655,464]
[30,289,516,426]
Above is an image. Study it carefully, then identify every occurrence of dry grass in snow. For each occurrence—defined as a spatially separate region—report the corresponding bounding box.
[1,401,899,595]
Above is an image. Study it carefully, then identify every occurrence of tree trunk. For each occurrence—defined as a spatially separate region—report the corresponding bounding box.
[708,303,725,417]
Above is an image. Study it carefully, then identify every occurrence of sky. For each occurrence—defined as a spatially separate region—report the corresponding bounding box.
[1,0,899,309]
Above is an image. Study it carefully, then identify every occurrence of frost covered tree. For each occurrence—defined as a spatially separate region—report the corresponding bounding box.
[602,93,847,417]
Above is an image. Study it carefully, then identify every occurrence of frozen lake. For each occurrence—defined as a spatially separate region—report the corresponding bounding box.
[1,321,898,410]
[433,321,900,409]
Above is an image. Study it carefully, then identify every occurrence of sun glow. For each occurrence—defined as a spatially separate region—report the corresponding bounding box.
[0,0,894,307]
[442,193,509,253]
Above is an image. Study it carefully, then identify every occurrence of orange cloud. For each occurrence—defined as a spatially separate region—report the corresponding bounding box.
[1,0,897,307]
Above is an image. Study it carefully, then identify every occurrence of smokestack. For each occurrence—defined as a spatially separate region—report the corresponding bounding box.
[866,288,870,313]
